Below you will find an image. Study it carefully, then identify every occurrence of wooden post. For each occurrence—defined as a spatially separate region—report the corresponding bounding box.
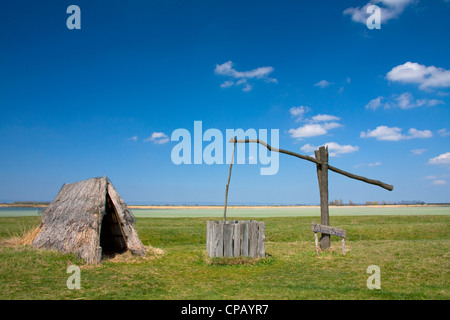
[248,221,257,257]
[257,221,265,258]
[314,233,319,256]
[214,222,224,257]
[224,222,234,257]
[311,223,347,256]
[315,146,330,250]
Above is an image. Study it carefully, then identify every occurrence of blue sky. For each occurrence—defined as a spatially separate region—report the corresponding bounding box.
[1,0,449,204]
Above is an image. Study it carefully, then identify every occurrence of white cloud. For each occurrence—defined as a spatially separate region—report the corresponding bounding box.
[366,93,444,110]
[407,128,433,139]
[395,92,444,109]
[311,114,341,122]
[387,62,450,90]
[220,80,234,88]
[314,80,331,88]
[425,174,450,185]
[365,96,386,110]
[360,125,433,141]
[360,126,403,141]
[321,122,343,130]
[289,124,328,139]
[289,116,342,140]
[127,136,138,142]
[289,106,310,122]
[368,161,382,167]
[396,92,414,109]
[425,175,448,185]
[344,0,415,24]
[215,61,277,91]
[415,98,445,107]
[242,83,253,92]
[411,148,427,155]
[144,132,169,144]
[354,161,382,168]
[428,152,450,165]
[438,128,450,137]
[215,61,274,79]
[301,142,359,157]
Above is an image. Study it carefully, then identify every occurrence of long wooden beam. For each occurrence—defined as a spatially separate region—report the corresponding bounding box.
[230,138,394,191]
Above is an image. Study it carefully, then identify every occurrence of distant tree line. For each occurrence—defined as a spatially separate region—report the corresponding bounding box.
[329,199,425,206]
[1,201,50,206]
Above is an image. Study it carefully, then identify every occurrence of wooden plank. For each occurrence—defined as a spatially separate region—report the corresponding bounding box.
[257,221,265,258]
[93,246,102,264]
[206,221,212,257]
[241,221,249,256]
[224,222,234,257]
[210,221,217,257]
[311,222,346,238]
[214,222,224,257]
[249,221,258,257]
[233,222,241,257]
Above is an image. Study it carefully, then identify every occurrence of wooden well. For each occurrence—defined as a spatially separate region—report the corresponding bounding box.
[206,220,265,258]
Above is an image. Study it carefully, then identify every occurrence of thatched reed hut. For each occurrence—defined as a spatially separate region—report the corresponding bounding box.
[32,176,147,264]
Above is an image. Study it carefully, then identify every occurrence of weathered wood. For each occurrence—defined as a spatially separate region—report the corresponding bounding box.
[224,222,234,257]
[206,220,265,258]
[257,222,265,258]
[223,137,237,221]
[315,147,330,249]
[233,222,241,257]
[241,221,249,256]
[214,222,224,257]
[311,222,347,238]
[206,221,212,256]
[314,233,319,256]
[230,138,394,191]
[249,221,258,257]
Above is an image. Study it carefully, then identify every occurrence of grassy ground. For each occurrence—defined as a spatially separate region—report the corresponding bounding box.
[0,215,448,300]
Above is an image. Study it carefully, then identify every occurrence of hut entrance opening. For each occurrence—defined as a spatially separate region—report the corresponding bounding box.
[100,194,127,255]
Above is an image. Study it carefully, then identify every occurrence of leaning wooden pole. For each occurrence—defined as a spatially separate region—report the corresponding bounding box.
[230,138,394,191]
[223,137,237,221]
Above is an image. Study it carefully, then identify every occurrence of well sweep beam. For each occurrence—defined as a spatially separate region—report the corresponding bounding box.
[230,138,394,192]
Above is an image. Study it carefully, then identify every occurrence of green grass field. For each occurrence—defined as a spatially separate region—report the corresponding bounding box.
[0,215,448,300]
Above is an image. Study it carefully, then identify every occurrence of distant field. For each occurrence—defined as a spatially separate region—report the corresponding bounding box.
[1,205,450,218]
